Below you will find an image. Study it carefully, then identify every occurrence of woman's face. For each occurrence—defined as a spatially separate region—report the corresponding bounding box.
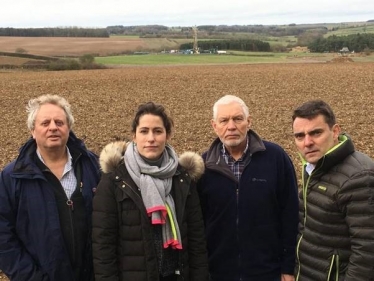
[133,114,169,160]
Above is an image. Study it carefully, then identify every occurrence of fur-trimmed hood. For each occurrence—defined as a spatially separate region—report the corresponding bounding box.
[99,141,204,181]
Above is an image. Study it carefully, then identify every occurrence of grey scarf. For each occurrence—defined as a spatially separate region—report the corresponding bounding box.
[124,142,182,249]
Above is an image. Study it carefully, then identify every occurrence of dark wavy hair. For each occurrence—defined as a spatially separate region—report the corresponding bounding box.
[292,100,336,128]
[131,102,174,135]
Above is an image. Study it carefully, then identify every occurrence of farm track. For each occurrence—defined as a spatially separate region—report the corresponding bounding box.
[0,62,373,279]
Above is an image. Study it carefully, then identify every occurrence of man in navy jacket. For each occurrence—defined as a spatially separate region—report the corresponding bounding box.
[198,95,299,281]
[0,94,100,281]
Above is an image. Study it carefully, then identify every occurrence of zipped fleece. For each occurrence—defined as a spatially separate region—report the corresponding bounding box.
[92,142,209,281]
[295,134,374,281]
[197,130,299,281]
[0,132,101,281]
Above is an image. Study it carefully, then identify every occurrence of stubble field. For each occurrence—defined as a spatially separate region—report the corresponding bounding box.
[0,60,374,280]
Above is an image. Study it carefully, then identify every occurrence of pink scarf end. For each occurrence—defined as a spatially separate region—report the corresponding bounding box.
[163,239,183,250]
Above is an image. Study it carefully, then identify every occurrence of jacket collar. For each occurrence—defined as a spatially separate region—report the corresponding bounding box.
[13,131,86,176]
[300,133,355,176]
[203,130,266,182]
[204,129,266,166]
[99,141,205,181]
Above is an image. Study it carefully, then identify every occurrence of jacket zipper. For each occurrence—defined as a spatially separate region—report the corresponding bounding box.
[335,254,339,281]
[237,154,252,281]
[327,253,339,281]
[67,197,75,260]
[296,165,321,280]
[327,254,335,280]
[64,153,82,263]
[295,233,303,281]
[236,185,243,281]
[296,169,311,281]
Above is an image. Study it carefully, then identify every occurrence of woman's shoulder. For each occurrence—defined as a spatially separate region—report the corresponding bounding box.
[178,151,205,181]
[99,141,127,174]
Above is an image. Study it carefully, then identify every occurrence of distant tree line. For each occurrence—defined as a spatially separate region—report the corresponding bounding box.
[180,39,271,52]
[196,25,328,37]
[106,25,168,36]
[0,27,109,37]
[3,24,371,43]
[106,24,328,38]
[308,33,374,52]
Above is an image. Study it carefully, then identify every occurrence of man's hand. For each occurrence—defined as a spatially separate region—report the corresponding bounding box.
[281,274,295,281]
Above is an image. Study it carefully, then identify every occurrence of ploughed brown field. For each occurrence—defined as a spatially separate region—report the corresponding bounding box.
[0,62,373,280]
[1,62,374,172]
[0,36,148,56]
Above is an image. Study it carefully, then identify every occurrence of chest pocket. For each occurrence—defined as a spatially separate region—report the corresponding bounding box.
[115,181,145,227]
[309,181,341,211]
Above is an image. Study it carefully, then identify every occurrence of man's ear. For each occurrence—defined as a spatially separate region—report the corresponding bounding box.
[211,119,217,132]
[332,124,341,141]
[247,116,252,129]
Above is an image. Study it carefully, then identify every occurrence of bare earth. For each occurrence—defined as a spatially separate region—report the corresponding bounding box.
[0,62,373,279]
[1,62,373,171]
[0,36,147,56]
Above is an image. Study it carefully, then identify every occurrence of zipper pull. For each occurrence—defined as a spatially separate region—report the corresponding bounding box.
[80,182,83,192]
[66,199,74,211]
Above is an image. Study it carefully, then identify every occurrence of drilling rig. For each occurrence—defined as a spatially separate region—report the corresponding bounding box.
[192,26,199,54]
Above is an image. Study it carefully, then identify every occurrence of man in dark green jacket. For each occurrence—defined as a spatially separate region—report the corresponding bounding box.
[292,100,374,281]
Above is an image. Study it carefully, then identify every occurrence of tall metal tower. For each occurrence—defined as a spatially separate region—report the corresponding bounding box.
[192,26,199,54]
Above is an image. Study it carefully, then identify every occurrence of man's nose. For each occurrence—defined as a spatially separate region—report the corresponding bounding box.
[304,134,314,146]
[227,119,236,129]
[49,121,58,130]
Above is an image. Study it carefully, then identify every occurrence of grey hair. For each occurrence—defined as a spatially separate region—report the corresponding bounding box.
[212,95,249,120]
[26,94,74,130]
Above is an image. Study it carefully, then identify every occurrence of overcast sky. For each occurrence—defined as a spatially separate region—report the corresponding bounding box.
[1,0,373,28]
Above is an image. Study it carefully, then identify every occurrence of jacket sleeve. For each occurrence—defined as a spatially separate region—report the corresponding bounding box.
[0,169,48,281]
[92,172,120,281]
[339,169,374,281]
[185,181,209,281]
[278,153,299,275]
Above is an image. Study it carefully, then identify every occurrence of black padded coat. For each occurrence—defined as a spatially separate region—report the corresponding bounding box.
[92,142,209,281]
[295,134,374,281]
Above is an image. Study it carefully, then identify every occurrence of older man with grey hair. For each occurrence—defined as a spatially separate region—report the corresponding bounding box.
[0,94,101,281]
[198,95,299,281]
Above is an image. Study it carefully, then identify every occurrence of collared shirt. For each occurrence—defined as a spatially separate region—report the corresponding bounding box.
[305,140,343,176]
[305,162,315,175]
[37,147,77,199]
[221,137,249,180]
